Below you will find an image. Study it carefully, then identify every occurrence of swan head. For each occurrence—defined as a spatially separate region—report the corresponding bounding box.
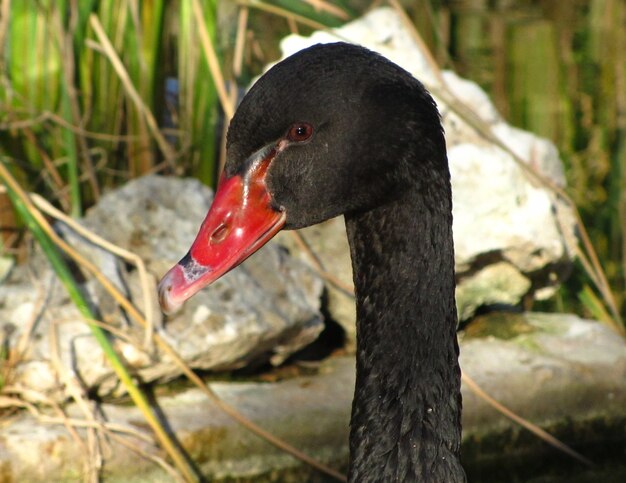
[158,42,444,313]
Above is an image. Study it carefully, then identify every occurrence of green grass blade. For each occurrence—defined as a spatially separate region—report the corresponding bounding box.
[3,2,62,170]
[59,75,82,217]
[179,0,219,185]
[578,284,621,333]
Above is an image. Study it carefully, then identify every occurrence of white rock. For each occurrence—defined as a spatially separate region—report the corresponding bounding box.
[449,143,565,273]
[280,7,438,87]
[441,70,503,125]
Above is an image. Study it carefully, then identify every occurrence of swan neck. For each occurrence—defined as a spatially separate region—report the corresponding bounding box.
[344,187,465,482]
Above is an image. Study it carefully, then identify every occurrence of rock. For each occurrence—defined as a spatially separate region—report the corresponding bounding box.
[276,218,356,348]
[270,7,577,327]
[460,312,626,430]
[2,314,625,481]
[455,261,531,320]
[1,176,324,401]
[279,7,439,87]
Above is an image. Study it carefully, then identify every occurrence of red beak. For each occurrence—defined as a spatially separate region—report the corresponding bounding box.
[158,148,286,314]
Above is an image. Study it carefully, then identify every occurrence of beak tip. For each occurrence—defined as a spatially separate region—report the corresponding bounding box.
[157,268,184,315]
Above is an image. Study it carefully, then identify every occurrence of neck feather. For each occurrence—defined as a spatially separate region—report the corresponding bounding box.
[344,181,465,482]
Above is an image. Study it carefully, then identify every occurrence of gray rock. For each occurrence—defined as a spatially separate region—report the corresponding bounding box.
[455,262,531,320]
[1,175,324,400]
[460,312,626,431]
[276,217,356,348]
[2,314,625,481]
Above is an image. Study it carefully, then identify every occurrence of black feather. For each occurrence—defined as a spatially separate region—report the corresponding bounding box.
[226,42,465,482]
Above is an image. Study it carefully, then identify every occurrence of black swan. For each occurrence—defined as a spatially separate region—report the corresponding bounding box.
[158,42,465,482]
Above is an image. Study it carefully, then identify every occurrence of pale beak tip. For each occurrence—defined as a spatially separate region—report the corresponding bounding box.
[157,270,184,315]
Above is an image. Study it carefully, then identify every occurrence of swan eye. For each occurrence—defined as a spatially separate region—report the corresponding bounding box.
[286,123,313,142]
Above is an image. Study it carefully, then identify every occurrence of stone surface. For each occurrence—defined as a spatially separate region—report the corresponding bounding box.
[276,218,356,347]
[1,176,324,400]
[2,314,625,481]
[455,261,532,320]
[460,312,626,431]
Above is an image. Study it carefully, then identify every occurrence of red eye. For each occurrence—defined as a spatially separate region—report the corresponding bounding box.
[286,122,313,142]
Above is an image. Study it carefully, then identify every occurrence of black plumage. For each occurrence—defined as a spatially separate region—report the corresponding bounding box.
[224,42,465,482]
